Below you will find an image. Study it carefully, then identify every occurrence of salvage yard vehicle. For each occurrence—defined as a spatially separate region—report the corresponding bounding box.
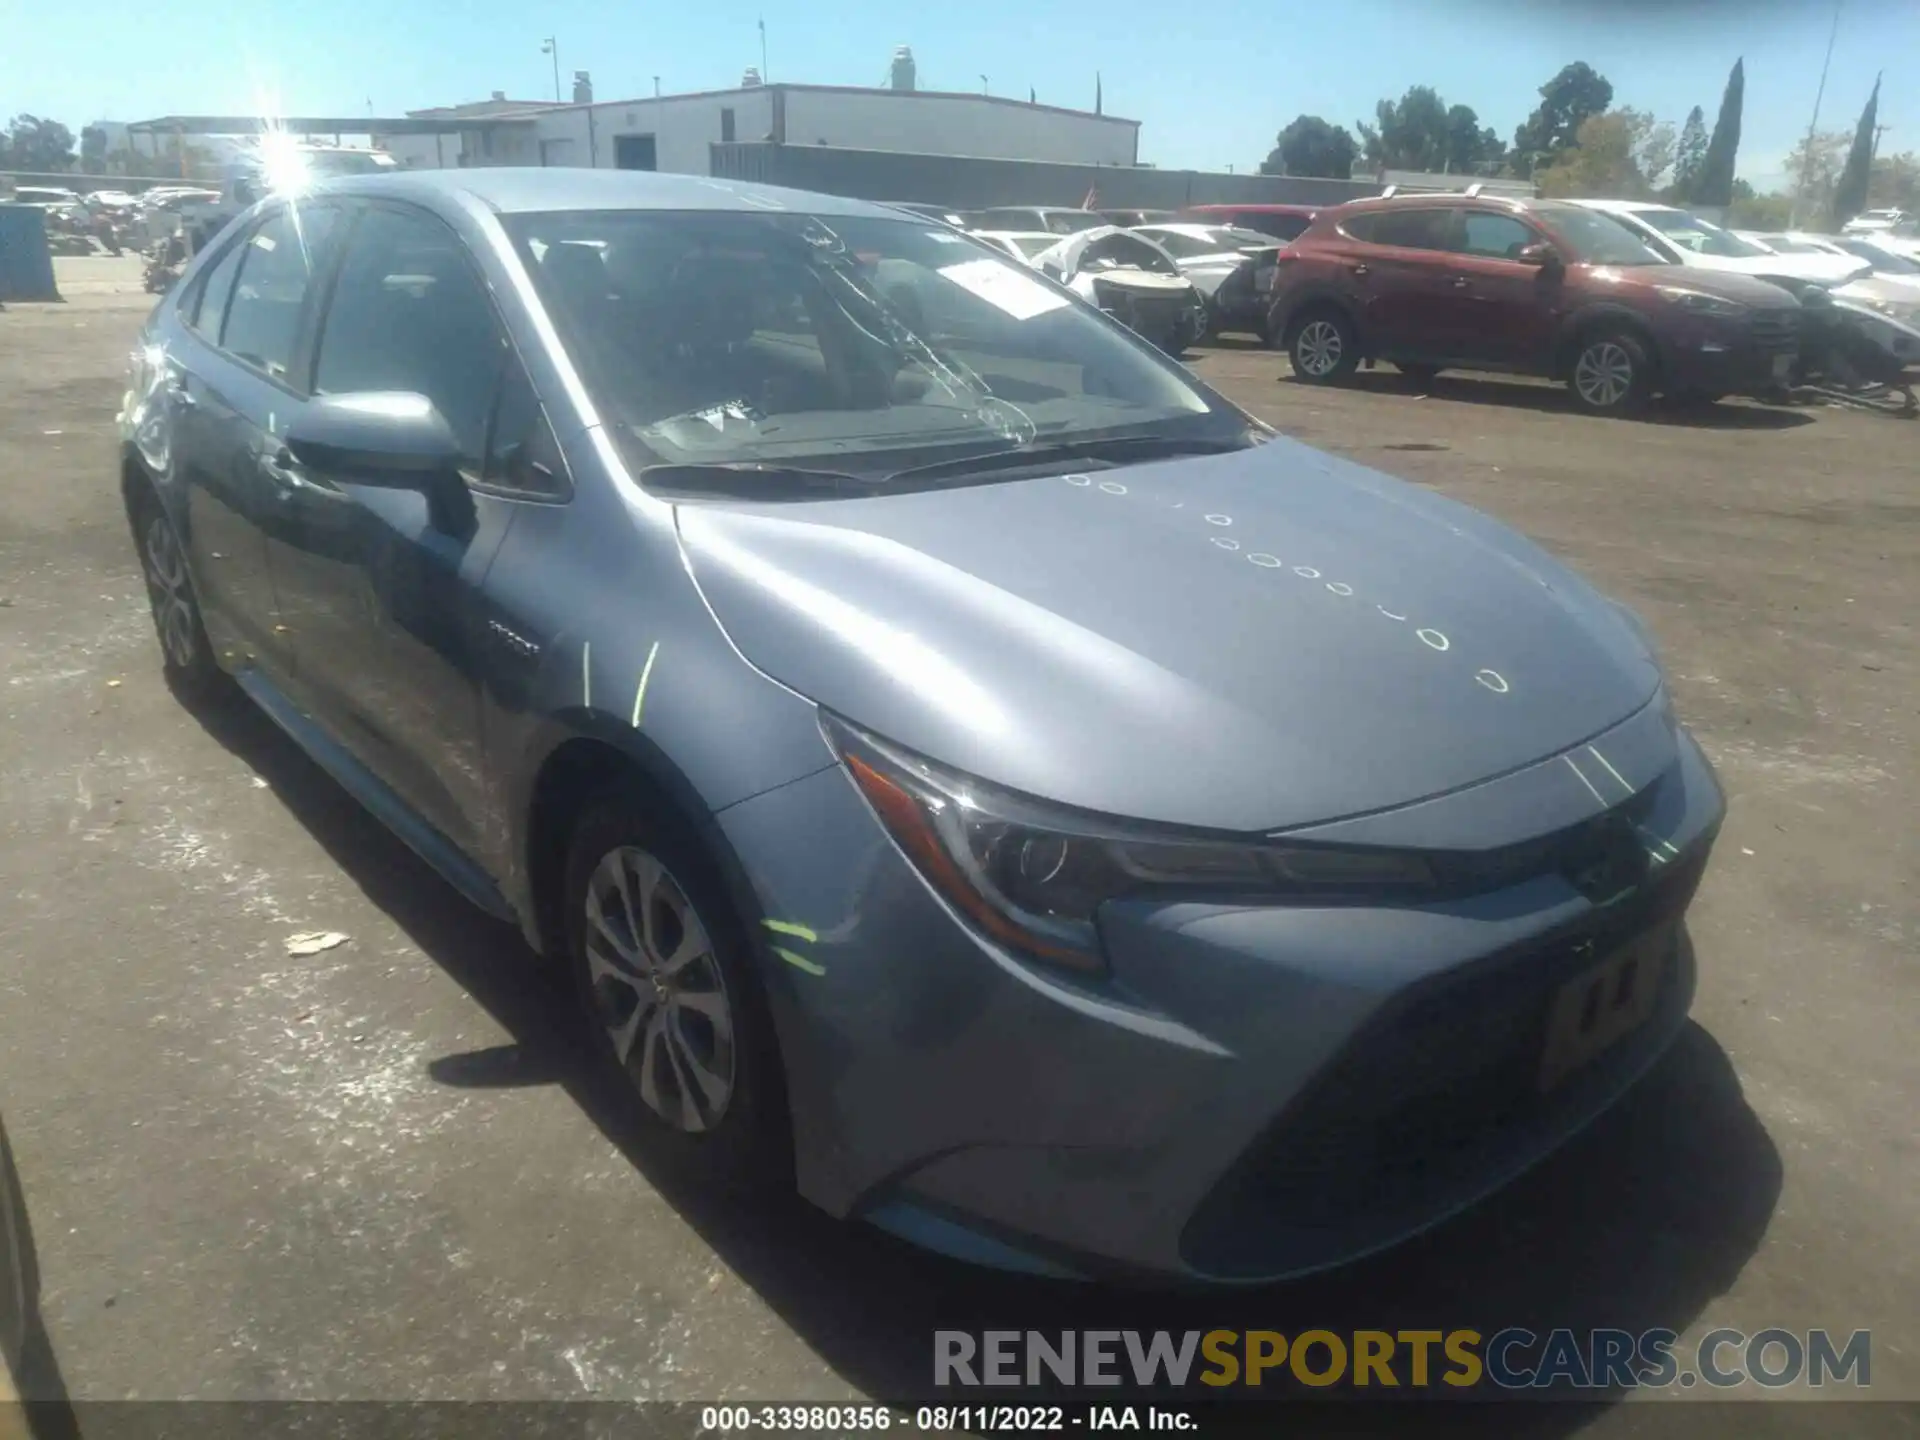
[1178,202,1318,243]
[1133,221,1285,340]
[122,168,1723,1284]
[1269,193,1803,414]
[1032,224,1210,353]
[965,204,1107,235]
[966,229,1058,266]
[1570,200,1870,286]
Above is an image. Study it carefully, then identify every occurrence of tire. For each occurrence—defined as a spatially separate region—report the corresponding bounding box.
[1568,330,1655,416]
[562,788,790,1190]
[1288,308,1359,384]
[1397,363,1441,387]
[129,489,229,702]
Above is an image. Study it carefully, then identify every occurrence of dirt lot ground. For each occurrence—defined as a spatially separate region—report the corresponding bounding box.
[1,256,1914,1431]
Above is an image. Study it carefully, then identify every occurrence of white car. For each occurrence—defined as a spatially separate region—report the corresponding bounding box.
[967,230,1060,268]
[1031,226,1209,353]
[1842,208,1915,238]
[1572,200,1869,285]
[1132,222,1287,338]
[1744,231,1920,294]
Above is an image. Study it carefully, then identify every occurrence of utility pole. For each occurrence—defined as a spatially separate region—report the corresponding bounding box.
[1794,0,1842,224]
[541,37,561,103]
[1872,122,1891,161]
[758,19,769,83]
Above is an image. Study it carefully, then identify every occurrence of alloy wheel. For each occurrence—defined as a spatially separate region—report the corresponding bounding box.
[1573,341,1635,410]
[1295,320,1344,378]
[582,845,736,1134]
[142,514,198,669]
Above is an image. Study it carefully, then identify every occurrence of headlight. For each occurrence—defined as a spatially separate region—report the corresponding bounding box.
[1866,298,1920,324]
[1654,286,1746,317]
[824,715,1435,972]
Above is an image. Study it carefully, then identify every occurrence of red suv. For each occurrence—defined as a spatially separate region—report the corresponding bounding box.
[1266,195,1803,414]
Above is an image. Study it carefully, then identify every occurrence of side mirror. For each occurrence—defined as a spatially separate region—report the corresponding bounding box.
[285,392,462,477]
[284,392,472,533]
[1517,241,1563,269]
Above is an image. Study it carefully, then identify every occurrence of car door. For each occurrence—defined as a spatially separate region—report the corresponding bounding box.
[260,200,562,857]
[1442,210,1565,369]
[171,202,344,676]
[1338,207,1460,359]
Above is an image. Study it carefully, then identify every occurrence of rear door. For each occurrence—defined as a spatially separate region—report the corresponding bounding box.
[1336,207,1461,359]
[260,201,559,854]
[1442,209,1564,369]
[170,201,344,677]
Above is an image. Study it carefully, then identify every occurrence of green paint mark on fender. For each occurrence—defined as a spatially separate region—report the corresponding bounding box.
[772,946,826,977]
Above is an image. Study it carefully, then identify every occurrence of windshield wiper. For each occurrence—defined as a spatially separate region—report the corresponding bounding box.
[639,462,875,500]
[881,431,1265,484]
[640,432,1264,501]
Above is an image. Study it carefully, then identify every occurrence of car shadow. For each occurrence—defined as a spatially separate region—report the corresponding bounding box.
[1289,369,1818,430]
[177,680,1783,1434]
[2,1109,81,1440]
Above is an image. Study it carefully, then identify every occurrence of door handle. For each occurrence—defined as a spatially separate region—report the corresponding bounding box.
[1450,277,1471,290]
[1348,263,1370,277]
[261,447,317,495]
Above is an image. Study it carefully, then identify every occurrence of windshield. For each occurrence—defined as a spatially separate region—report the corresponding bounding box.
[510,209,1237,480]
[1837,237,1920,275]
[1633,207,1769,258]
[1004,235,1055,259]
[1535,206,1672,266]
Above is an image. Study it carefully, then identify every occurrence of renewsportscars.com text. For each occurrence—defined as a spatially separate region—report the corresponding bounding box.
[934,1328,1871,1392]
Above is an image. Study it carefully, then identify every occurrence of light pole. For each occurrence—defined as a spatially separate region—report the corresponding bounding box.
[980,74,989,96]
[541,37,561,102]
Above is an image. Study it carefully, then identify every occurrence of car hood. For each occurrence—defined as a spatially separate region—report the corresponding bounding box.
[675,440,1662,832]
[1681,250,1870,285]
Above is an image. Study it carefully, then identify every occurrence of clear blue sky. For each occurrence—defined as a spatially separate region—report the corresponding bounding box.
[4,0,1910,189]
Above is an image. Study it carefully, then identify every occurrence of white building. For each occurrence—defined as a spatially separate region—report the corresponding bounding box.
[384,74,1139,176]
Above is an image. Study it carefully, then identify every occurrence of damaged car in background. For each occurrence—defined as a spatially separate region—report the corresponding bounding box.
[1034,225,1210,354]
[1134,221,1286,341]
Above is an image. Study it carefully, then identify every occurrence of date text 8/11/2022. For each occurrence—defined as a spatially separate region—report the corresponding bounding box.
[698,1406,1195,1431]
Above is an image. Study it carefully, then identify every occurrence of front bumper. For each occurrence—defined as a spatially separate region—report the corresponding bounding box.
[1662,307,1800,395]
[718,705,1725,1284]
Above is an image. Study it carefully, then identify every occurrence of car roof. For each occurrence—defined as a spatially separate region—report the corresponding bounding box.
[972,229,1056,242]
[306,167,909,220]
[1137,222,1232,239]
[1570,198,1666,214]
[1183,203,1316,214]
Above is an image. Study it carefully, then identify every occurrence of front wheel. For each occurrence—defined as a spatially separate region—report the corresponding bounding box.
[1289,309,1359,384]
[1568,331,1654,416]
[563,791,790,1190]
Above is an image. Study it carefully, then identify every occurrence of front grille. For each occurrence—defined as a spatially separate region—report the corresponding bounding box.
[1092,280,1188,338]
[1747,309,1800,353]
[1180,841,1709,1273]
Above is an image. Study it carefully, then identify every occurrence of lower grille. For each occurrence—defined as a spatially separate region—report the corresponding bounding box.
[1747,309,1800,353]
[1180,843,1709,1272]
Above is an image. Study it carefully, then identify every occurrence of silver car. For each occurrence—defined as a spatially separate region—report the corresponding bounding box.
[121,168,1724,1284]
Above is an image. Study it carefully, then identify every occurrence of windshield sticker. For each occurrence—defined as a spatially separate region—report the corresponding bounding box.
[937,258,1069,320]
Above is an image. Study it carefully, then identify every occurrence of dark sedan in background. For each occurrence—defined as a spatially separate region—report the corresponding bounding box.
[122,168,1722,1283]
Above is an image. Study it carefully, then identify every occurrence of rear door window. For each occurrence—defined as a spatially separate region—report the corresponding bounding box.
[1343,208,1455,250]
[186,234,247,340]
[219,205,343,382]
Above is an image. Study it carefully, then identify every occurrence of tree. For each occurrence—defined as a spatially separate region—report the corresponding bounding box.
[1511,62,1614,177]
[1356,85,1451,171]
[1445,104,1506,175]
[3,114,77,171]
[1670,106,1708,201]
[1831,75,1881,229]
[1726,184,1795,230]
[1694,58,1744,208]
[81,124,109,168]
[1786,130,1852,220]
[1263,115,1358,178]
[1871,151,1920,214]
[1533,109,1675,200]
